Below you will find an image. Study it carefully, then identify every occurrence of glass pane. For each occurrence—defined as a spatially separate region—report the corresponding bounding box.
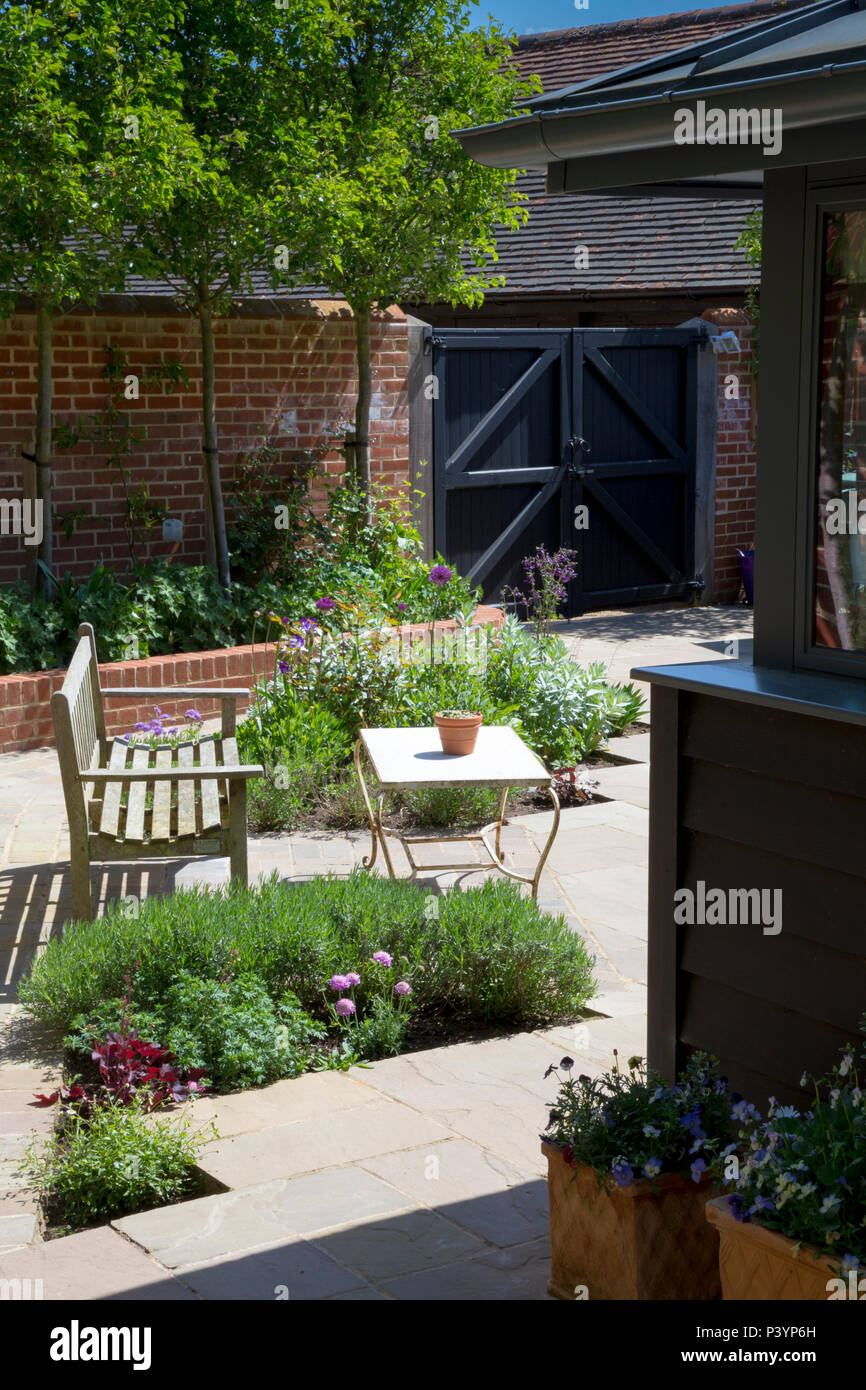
[814,209,866,650]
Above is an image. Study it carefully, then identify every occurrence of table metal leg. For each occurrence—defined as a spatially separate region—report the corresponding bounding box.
[375,792,397,880]
[353,737,378,870]
[494,785,509,860]
[531,785,561,898]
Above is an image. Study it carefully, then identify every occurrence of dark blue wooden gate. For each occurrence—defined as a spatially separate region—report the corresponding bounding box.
[432,327,703,615]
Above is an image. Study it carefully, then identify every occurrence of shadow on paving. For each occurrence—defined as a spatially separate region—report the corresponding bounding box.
[89,1181,555,1301]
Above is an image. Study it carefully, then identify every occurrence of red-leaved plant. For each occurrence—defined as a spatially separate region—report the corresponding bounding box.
[34,972,208,1113]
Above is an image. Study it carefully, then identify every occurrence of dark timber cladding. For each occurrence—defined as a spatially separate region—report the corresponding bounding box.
[432,327,701,614]
[641,669,866,1107]
[453,0,866,1103]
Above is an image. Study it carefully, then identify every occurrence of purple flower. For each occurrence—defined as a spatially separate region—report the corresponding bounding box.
[690,1157,707,1183]
[394,981,412,997]
[612,1160,633,1189]
[329,975,350,992]
[345,972,361,987]
[335,998,356,1017]
[727,1193,748,1222]
[288,635,304,649]
[184,709,203,723]
[644,1157,663,1179]
[316,596,336,611]
[397,603,407,612]
[372,951,392,967]
[278,660,290,674]
[300,618,317,632]
[428,565,452,586]
[134,721,151,732]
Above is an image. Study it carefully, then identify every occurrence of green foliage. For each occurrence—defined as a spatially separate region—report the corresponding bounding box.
[714,1029,866,1263]
[67,973,326,1092]
[544,1051,732,1189]
[21,871,596,1036]
[26,1097,207,1231]
[353,996,411,1061]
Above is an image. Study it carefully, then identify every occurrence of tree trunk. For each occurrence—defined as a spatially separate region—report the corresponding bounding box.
[198,301,231,591]
[33,299,54,598]
[349,305,372,496]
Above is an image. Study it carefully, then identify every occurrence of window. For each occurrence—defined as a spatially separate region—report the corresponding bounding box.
[812,208,866,652]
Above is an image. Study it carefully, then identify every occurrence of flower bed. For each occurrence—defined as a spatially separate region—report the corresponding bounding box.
[21,871,596,1233]
[0,606,505,755]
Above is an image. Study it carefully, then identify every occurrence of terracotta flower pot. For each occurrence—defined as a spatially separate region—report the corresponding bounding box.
[434,711,482,755]
[543,1141,721,1301]
[706,1196,846,1300]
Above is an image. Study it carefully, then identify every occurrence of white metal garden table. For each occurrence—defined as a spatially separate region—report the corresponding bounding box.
[353,726,560,898]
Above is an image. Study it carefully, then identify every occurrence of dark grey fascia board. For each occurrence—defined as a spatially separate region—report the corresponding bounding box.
[554,111,866,196]
[454,64,866,173]
[631,660,866,727]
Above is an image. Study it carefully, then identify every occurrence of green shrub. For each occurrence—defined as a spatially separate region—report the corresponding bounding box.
[26,1098,206,1230]
[21,871,595,1035]
[66,974,327,1091]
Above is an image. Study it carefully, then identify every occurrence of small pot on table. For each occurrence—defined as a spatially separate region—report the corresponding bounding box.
[433,710,483,756]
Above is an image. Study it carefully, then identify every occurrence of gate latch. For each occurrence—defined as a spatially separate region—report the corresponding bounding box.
[566,436,592,477]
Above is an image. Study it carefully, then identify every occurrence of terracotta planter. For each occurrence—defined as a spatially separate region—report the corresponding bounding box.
[434,711,482,756]
[706,1196,845,1300]
[543,1141,721,1300]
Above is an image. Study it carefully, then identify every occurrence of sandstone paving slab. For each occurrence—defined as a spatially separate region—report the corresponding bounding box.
[360,1139,549,1248]
[197,1100,453,1189]
[380,1234,551,1301]
[540,1012,647,1067]
[555,865,648,939]
[604,731,651,763]
[311,1207,483,1283]
[115,1169,417,1269]
[174,1236,371,1301]
[587,762,650,809]
[172,1070,379,1139]
[0,1212,37,1250]
[0,1226,198,1300]
[542,825,647,876]
[325,1284,389,1300]
[578,920,647,985]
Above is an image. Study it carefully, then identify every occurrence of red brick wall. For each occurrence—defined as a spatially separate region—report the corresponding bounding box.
[712,326,756,603]
[0,301,409,585]
[0,606,504,754]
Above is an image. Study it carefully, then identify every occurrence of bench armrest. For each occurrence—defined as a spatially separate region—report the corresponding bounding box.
[99,687,251,700]
[87,765,264,782]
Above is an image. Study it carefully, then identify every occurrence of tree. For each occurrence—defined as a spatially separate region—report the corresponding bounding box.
[129,0,332,590]
[0,0,189,595]
[274,0,538,494]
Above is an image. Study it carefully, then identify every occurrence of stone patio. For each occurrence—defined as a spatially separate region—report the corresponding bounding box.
[0,604,752,1297]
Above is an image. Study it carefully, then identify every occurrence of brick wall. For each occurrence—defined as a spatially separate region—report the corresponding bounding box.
[0,300,409,585]
[0,606,504,754]
[711,324,757,603]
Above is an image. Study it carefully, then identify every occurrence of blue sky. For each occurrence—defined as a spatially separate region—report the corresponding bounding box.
[471,0,735,38]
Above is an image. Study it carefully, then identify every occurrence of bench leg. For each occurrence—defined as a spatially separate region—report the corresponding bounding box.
[229,780,248,886]
[69,851,93,922]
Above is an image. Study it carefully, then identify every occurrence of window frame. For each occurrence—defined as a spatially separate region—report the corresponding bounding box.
[795,182,866,677]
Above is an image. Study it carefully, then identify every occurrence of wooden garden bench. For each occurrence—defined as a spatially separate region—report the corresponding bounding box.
[51,623,264,921]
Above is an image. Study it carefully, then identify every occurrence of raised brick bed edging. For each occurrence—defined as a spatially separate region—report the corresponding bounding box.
[0,606,505,755]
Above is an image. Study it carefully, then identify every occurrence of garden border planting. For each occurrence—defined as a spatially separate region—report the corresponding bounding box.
[0,606,504,754]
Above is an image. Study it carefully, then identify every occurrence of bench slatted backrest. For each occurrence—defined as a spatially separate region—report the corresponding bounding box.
[51,628,107,841]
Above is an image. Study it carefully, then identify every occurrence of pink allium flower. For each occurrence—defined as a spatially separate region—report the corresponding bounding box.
[394,981,412,997]
[329,975,350,992]
[316,596,336,611]
[345,972,361,986]
[335,998,356,1017]
[372,951,392,967]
